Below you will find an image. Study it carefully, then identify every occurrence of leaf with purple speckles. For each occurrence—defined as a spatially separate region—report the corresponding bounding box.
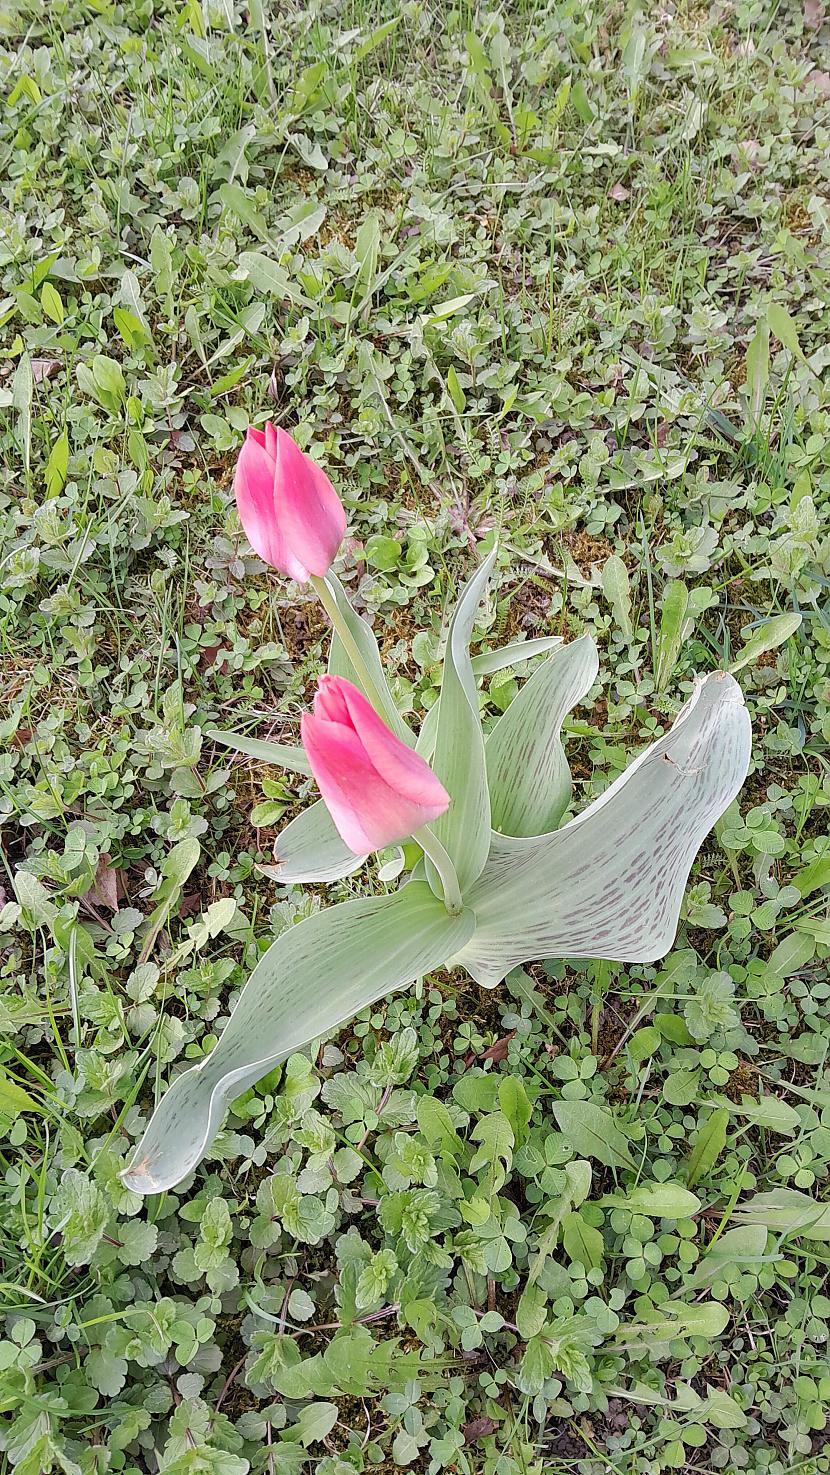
[453,672,751,987]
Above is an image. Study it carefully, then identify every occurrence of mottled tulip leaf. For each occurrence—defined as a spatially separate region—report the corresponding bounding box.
[122,883,473,1194]
[415,633,565,762]
[207,728,312,777]
[454,672,751,987]
[486,634,599,836]
[258,799,368,884]
[426,548,496,892]
[325,571,411,742]
[414,699,441,761]
[470,634,564,677]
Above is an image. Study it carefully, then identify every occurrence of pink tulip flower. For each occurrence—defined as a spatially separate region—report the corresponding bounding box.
[234,421,346,582]
[301,675,451,854]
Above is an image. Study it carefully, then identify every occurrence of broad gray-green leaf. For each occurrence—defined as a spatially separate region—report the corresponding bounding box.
[207,728,312,777]
[258,799,367,884]
[325,572,411,742]
[427,548,496,891]
[415,700,441,760]
[552,1100,634,1168]
[486,635,598,836]
[376,848,405,882]
[470,635,563,677]
[122,883,473,1193]
[453,672,751,987]
[414,636,564,762]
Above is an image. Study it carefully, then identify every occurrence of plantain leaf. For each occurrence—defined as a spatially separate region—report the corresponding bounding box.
[598,1182,701,1218]
[790,841,830,899]
[207,728,313,777]
[258,799,367,884]
[122,883,473,1193]
[655,580,689,692]
[325,572,411,742]
[0,1073,42,1123]
[453,672,751,987]
[766,301,802,358]
[613,1300,730,1349]
[601,554,633,639]
[686,1224,770,1288]
[237,250,311,306]
[562,1210,605,1271]
[722,1094,800,1135]
[728,611,801,675]
[486,635,598,836]
[686,1107,729,1187]
[746,320,770,431]
[427,548,496,892]
[732,1188,830,1239]
[552,1100,634,1169]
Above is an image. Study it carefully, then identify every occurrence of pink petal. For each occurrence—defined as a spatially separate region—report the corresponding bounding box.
[301,706,448,853]
[234,428,308,580]
[337,679,451,811]
[314,674,352,725]
[274,428,347,579]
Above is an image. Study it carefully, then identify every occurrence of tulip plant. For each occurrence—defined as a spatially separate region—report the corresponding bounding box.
[123,424,752,1194]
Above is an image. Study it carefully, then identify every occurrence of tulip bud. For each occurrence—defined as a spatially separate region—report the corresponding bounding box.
[301,676,450,854]
[234,422,346,582]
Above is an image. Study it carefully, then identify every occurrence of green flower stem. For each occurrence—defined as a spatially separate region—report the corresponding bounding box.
[309,573,392,720]
[416,825,463,917]
[309,574,462,917]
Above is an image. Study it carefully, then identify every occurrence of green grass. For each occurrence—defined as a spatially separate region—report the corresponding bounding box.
[1,0,830,1470]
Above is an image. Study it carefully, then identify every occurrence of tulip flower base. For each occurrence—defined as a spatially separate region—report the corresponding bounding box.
[123,541,751,1195]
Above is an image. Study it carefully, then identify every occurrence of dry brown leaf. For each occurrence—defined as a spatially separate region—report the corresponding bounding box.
[463,1030,516,1069]
[85,854,120,910]
[32,358,61,384]
[464,1418,498,1444]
